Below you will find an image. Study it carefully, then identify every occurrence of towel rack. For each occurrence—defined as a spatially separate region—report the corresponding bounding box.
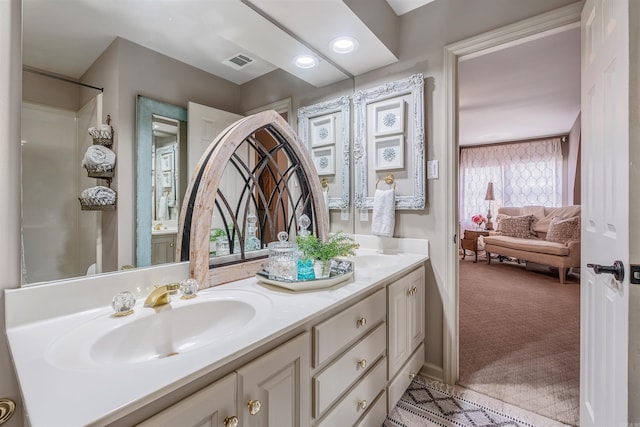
[376,173,396,189]
[0,398,15,425]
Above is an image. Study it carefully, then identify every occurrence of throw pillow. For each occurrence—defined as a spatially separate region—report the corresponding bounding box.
[494,213,511,232]
[498,215,536,239]
[546,216,580,244]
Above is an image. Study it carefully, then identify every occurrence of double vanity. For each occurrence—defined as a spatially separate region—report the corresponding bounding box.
[5,235,428,427]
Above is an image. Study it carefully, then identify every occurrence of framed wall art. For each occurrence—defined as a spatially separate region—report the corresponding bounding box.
[297,95,350,209]
[375,135,404,170]
[353,73,425,210]
[373,99,405,136]
[309,115,335,147]
[312,146,335,176]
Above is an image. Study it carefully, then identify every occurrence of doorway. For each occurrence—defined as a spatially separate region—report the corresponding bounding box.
[442,2,583,424]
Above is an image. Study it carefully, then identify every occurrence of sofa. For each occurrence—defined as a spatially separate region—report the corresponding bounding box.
[483,205,581,284]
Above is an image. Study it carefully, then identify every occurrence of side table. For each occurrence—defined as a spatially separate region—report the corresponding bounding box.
[460,229,490,262]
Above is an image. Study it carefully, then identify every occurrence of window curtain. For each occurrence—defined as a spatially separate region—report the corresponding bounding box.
[459,138,563,230]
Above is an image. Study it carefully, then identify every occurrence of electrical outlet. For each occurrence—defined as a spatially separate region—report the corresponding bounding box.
[359,209,369,221]
[427,160,439,179]
[341,209,349,221]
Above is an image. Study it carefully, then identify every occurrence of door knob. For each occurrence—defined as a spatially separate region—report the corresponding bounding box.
[587,260,624,281]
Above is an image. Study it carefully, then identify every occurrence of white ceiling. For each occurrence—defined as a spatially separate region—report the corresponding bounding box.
[23,0,581,145]
[458,26,581,146]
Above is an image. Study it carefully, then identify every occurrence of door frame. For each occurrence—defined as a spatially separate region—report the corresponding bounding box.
[442,2,583,384]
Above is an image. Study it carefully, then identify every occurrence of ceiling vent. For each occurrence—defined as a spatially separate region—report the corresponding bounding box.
[223,53,255,70]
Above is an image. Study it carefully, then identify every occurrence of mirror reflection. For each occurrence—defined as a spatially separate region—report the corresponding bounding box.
[22,2,355,286]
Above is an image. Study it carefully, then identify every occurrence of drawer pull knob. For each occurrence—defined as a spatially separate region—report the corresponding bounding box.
[357,317,367,327]
[357,359,367,369]
[247,399,261,415]
[224,416,239,427]
[409,372,416,380]
[358,400,368,410]
[407,286,418,296]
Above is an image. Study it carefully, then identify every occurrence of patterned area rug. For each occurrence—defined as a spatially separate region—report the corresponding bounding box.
[384,378,567,427]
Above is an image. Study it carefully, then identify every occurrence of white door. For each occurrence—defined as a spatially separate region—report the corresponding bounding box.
[580,0,629,425]
[187,102,243,230]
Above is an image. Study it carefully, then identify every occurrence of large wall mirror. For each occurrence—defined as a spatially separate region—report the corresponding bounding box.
[21,1,355,286]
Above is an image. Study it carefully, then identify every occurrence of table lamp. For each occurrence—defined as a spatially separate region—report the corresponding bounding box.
[484,182,495,230]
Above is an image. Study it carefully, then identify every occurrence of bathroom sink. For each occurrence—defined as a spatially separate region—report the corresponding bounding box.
[352,252,401,270]
[46,291,271,368]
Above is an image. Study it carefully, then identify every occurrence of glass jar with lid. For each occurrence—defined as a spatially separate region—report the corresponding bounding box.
[267,231,298,281]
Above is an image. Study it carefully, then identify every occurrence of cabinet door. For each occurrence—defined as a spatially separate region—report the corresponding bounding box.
[238,332,311,427]
[151,234,177,265]
[388,266,425,378]
[136,372,237,427]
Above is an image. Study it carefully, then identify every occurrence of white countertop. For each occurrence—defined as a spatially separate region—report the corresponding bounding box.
[5,235,428,427]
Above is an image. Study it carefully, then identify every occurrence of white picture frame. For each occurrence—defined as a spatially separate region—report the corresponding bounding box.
[160,152,173,172]
[375,135,404,170]
[297,96,351,209]
[309,115,335,147]
[353,73,425,210]
[161,171,173,188]
[312,146,335,176]
[373,99,404,136]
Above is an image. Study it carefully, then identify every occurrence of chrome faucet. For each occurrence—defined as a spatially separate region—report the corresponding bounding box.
[144,283,180,308]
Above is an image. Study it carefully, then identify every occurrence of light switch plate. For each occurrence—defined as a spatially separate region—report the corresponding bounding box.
[427,160,439,179]
[341,209,349,221]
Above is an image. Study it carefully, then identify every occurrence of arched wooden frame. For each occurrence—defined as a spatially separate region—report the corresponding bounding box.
[177,110,329,288]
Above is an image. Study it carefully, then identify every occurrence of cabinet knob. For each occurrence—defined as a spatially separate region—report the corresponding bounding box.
[409,372,416,380]
[357,359,367,369]
[407,286,418,296]
[357,317,367,327]
[247,399,261,416]
[224,415,239,427]
[358,400,367,410]
[170,242,174,247]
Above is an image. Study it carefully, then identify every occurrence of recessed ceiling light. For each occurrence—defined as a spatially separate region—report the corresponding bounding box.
[330,36,359,54]
[294,54,318,69]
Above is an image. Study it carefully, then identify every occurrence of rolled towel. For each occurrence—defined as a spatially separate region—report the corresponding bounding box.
[88,124,112,139]
[82,145,116,168]
[371,187,395,237]
[81,186,116,204]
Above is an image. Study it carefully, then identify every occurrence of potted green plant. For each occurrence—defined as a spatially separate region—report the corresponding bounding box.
[296,231,359,279]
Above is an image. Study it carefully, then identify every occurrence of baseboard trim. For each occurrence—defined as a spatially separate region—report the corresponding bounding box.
[420,363,444,382]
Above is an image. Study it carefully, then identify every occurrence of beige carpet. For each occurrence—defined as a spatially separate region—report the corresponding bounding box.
[458,255,580,426]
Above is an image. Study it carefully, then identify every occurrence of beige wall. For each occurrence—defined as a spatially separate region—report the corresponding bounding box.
[1,0,23,424]
[567,112,581,205]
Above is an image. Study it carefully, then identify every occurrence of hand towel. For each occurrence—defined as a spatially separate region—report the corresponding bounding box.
[323,189,330,226]
[371,188,395,237]
[81,145,116,169]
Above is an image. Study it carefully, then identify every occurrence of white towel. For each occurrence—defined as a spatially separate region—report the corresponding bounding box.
[81,186,116,204]
[371,188,395,237]
[81,145,116,168]
[88,125,112,139]
[323,190,330,226]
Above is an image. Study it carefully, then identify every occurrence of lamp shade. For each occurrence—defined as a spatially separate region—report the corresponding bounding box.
[484,182,495,201]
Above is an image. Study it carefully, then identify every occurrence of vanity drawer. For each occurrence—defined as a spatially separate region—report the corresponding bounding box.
[355,389,387,427]
[313,322,386,418]
[316,357,386,427]
[388,343,425,410]
[313,288,385,367]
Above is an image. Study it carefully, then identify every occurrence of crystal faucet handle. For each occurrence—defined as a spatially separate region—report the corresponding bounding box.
[112,291,136,317]
[180,278,199,299]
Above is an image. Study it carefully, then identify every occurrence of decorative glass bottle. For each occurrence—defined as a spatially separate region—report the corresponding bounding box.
[244,212,261,252]
[296,214,315,280]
